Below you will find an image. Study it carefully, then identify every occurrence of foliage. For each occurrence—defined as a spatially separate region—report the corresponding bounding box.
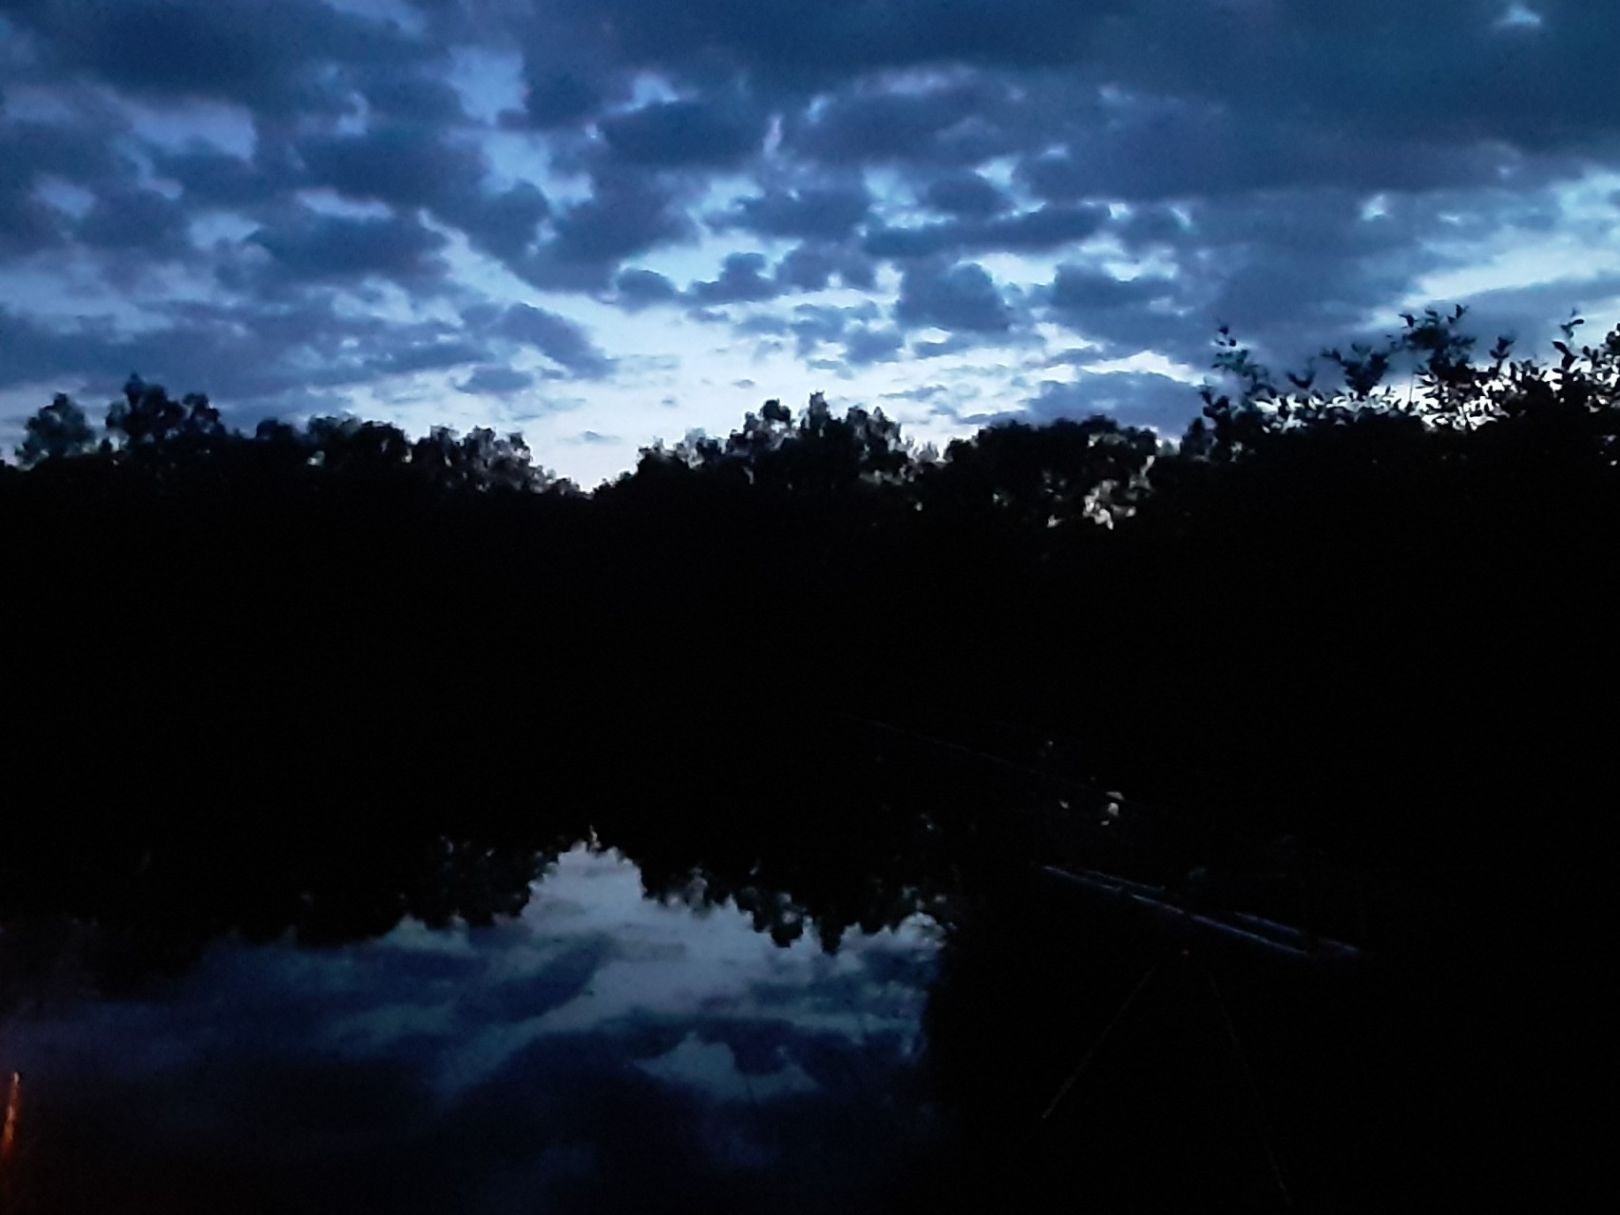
[12,374,567,494]
[15,393,97,466]
[4,310,1618,877]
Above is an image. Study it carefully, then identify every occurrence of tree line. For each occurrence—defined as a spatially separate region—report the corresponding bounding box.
[4,307,1616,878]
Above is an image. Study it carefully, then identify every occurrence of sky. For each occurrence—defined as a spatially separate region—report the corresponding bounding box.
[3,0,1620,486]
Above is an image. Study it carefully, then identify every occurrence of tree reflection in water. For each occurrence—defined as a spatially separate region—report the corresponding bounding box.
[0,722,1563,1211]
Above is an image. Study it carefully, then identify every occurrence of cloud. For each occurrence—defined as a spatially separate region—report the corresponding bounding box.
[531,172,697,285]
[687,251,782,304]
[515,67,606,129]
[362,338,490,378]
[0,182,64,259]
[7,0,431,115]
[0,112,129,190]
[487,304,613,379]
[1049,266,1177,313]
[358,70,468,124]
[787,78,1007,165]
[1015,108,1522,204]
[864,204,1110,260]
[296,125,485,214]
[1038,263,1194,358]
[715,183,872,241]
[895,262,1014,333]
[458,366,536,396]
[0,111,137,260]
[599,98,767,169]
[842,325,905,366]
[774,244,875,292]
[75,187,196,260]
[613,267,681,310]
[244,209,453,290]
[294,126,552,266]
[779,301,884,358]
[454,182,553,262]
[1021,370,1200,433]
[921,172,1011,218]
[678,245,874,309]
[4,0,1620,479]
[155,142,282,211]
[1420,272,1620,353]
[0,298,494,418]
[0,843,941,1211]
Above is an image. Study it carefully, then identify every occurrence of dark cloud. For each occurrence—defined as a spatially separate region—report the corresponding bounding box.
[0,113,130,190]
[771,301,884,359]
[6,0,431,115]
[1016,110,1523,204]
[985,204,1113,250]
[842,325,905,366]
[1021,370,1199,434]
[1398,272,1620,357]
[921,172,1011,218]
[460,0,1616,200]
[1030,188,1506,364]
[774,245,838,292]
[736,313,792,338]
[5,0,1620,466]
[0,306,123,391]
[294,124,553,265]
[1187,191,1460,358]
[613,267,681,310]
[358,70,468,124]
[0,298,489,416]
[1049,265,1178,314]
[296,125,484,214]
[599,98,766,169]
[687,252,781,304]
[774,244,876,292]
[75,186,195,260]
[488,304,612,379]
[518,68,606,128]
[1123,1,1620,154]
[864,205,1109,260]
[535,173,697,283]
[454,182,552,262]
[481,1,1119,97]
[156,142,281,211]
[0,111,139,260]
[716,183,872,241]
[363,338,490,378]
[787,79,1007,165]
[895,262,1014,333]
[458,366,536,396]
[244,209,452,290]
[0,184,64,258]
[1116,204,1192,249]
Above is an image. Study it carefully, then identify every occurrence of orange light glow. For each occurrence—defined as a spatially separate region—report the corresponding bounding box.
[0,1071,19,1166]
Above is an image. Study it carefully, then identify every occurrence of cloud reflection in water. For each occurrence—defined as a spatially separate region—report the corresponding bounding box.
[0,844,945,1214]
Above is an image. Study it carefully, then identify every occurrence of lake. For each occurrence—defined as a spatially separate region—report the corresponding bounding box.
[0,805,1534,1213]
[0,841,956,1213]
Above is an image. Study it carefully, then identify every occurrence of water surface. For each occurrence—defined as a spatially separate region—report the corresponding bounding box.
[0,843,945,1214]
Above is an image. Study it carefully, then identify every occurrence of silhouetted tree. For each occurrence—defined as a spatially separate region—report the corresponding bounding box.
[15,393,97,465]
[106,374,225,452]
[3,312,1617,887]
